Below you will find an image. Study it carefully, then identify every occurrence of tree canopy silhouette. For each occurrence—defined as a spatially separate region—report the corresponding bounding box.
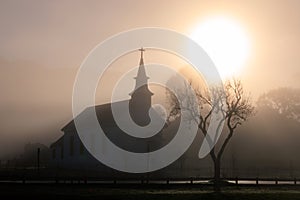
[257,87,300,122]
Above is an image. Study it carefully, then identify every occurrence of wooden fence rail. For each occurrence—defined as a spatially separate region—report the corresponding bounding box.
[0,176,299,185]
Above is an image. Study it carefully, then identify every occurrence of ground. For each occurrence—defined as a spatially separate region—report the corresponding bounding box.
[1,184,300,199]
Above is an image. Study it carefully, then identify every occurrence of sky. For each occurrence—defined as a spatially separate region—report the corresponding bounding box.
[0,0,300,156]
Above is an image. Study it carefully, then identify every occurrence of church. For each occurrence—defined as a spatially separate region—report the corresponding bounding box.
[49,50,210,178]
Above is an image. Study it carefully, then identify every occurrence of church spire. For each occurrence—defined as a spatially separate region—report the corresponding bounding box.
[129,48,153,126]
[131,48,153,96]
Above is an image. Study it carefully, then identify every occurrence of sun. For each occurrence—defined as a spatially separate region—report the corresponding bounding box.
[190,17,250,79]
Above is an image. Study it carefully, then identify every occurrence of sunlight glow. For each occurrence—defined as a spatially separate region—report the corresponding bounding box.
[190,17,251,79]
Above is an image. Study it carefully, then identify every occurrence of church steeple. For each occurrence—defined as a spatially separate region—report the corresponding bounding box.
[131,48,153,96]
[129,48,153,126]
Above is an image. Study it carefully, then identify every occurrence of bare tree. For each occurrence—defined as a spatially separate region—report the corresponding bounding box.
[167,79,254,191]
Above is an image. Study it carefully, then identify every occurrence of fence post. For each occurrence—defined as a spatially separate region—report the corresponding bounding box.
[294,178,297,185]
[37,148,40,176]
[190,177,193,184]
[275,178,278,185]
[235,177,238,185]
[256,177,259,185]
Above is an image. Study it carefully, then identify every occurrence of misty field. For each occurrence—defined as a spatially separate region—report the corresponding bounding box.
[1,184,300,200]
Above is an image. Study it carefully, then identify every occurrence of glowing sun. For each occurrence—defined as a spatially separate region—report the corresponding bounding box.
[190,17,251,79]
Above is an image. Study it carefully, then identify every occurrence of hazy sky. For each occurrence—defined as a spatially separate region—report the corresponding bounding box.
[0,0,299,156]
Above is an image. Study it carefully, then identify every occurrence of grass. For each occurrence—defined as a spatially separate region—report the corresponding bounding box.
[0,184,300,199]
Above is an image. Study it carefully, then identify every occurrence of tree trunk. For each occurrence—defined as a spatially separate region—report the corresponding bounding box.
[214,158,221,192]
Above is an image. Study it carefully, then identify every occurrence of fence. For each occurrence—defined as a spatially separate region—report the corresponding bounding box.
[0,175,299,186]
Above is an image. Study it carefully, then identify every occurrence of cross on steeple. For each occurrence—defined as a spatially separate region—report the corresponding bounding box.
[139,47,145,59]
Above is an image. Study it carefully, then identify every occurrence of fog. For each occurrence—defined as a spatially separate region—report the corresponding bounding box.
[0,0,300,162]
